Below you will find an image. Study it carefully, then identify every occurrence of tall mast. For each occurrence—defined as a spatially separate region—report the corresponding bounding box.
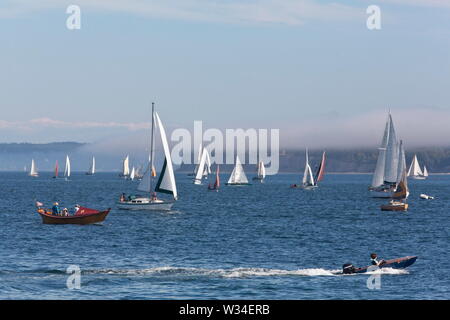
[149,102,155,196]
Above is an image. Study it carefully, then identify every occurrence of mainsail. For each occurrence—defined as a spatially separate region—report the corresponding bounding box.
[122,155,130,176]
[407,155,424,177]
[227,156,249,184]
[194,147,208,184]
[257,161,266,179]
[88,156,95,175]
[302,149,315,187]
[130,167,136,181]
[396,140,407,186]
[29,159,38,176]
[54,160,59,178]
[64,155,71,178]
[314,151,326,183]
[371,113,400,187]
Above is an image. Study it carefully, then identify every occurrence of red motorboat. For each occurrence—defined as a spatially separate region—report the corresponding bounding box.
[37,206,111,225]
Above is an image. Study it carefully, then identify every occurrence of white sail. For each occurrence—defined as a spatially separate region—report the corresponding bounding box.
[89,156,96,174]
[123,155,130,176]
[29,159,38,176]
[423,166,429,177]
[203,149,212,176]
[407,155,423,177]
[194,148,208,184]
[302,149,315,186]
[192,143,202,175]
[384,114,399,183]
[257,161,266,179]
[227,156,249,184]
[153,112,178,200]
[64,155,71,178]
[130,167,136,180]
[371,115,390,188]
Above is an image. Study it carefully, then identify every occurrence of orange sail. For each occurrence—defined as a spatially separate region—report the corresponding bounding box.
[54,160,59,178]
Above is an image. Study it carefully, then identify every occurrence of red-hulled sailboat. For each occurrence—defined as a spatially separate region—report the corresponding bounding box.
[208,165,220,191]
[53,160,59,179]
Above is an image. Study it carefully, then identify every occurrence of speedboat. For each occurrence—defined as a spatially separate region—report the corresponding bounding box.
[342,256,417,274]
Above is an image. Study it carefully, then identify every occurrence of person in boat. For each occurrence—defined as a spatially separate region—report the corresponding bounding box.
[62,208,69,216]
[370,253,386,266]
[74,204,81,215]
[52,202,60,216]
[120,193,126,202]
[151,192,158,201]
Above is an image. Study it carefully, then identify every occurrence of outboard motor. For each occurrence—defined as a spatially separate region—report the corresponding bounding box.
[342,263,356,274]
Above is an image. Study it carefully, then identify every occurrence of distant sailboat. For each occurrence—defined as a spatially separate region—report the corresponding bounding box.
[208,165,220,191]
[29,159,38,177]
[369,112,400,198]
[290,149,325,189]
[64,155,71,180]
[86,156,95,175]
[193,148,211,185]
[407,155,427,180]
[252,161,266,182]
[129,167,136,181]
[226,156,250,185]
[120,155,130,178]
[117,102,178,211]
[53,160,59,179]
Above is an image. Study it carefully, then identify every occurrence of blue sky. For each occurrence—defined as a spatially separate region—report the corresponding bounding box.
[1,0,450,147]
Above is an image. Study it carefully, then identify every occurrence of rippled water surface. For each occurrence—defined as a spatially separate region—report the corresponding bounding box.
[0,172,448,299]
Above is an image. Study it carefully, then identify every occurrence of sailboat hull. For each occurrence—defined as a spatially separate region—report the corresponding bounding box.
[117,198,175,211]
[380,202,408,211]
[410,175,426,180]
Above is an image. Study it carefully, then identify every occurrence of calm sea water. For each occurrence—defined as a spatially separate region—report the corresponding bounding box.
[0,172,448,300]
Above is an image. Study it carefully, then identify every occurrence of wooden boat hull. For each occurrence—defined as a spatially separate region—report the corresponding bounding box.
[354,256,417,274]
[38,208,110,225]
[380,202,408,211]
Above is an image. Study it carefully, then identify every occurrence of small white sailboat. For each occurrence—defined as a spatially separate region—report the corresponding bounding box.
[407,155,427,180]
[86,156,95,175]
[117,103,178,211]
[369,112,400,198]
[226,155,251,185]
[29,159,38,177]
[120,155,130,178]
[64,155,71,180]
[193,147,209,185]
[252,161,266,182]
[291,150,326,189]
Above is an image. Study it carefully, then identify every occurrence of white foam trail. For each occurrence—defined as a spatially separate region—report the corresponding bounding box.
[86,266,342,278]
[364,267,409,275]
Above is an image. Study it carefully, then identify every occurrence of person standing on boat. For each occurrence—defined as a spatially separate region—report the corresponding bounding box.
[52,202,60,216]
[370,253,385,266]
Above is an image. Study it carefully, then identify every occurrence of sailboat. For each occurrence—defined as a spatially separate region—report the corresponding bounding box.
[86,156,95,175]
[53,160,59,179]
[407,155,428,180]
[193,148,211,185]
[117,103,178,211]
[226,155,251,185]
[290,149,325,189]
[252,161,266,182]
[208,165,220,191]
[381,141,409,211]
[29,159,38,177]
[369,112,400,198]
[129,167,136,181]
[64,155,71,180]
[120,155,130,178]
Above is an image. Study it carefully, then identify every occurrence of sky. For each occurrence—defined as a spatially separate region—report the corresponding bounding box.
[1,0,450,149]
